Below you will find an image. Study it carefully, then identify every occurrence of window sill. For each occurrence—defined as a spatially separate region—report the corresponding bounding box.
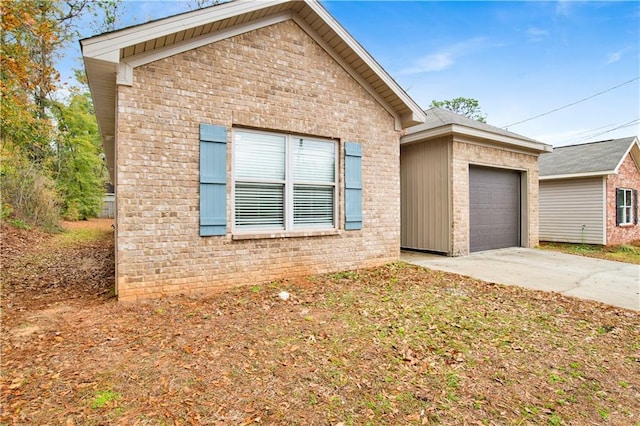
[617,223,634,228]
[232,229,341,240]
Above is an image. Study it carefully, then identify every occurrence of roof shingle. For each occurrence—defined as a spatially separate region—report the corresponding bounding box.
[539,137,637,177]
[408,107,541,144]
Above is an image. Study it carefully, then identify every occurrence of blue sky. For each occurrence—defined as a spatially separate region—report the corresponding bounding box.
[67,0,640,147]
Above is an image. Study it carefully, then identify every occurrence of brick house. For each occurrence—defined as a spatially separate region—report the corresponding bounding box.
[400,108,552,256]
[81,0,425,300]
[539,137,640,245]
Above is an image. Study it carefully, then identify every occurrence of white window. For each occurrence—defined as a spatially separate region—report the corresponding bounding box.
[616,188,633,225]
[233,129,337,232]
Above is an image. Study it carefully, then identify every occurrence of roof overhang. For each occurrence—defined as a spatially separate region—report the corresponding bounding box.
[401,123,553,154]
[81,0,426,182]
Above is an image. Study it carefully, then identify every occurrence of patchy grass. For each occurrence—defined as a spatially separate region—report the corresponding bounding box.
[90,389,122,409]
[52,226,110,247]
[2,223,639,425]
[54,219,114,247]
[540,240,640,264]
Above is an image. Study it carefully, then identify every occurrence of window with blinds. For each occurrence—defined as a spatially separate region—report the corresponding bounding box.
[616,188,634,226]
[233,130,337,231]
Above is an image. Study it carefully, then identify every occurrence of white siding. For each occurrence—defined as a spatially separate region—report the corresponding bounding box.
[400,137,451,253]
[539,177,605,244]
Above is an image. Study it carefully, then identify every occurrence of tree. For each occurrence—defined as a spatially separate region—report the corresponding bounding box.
[89,0,124,33]
[430,97,487,123]
[1,0,119,226]
[1,0,59,162]
[186,0,222,11]
[51,90,107,220]
[1,0,117,160]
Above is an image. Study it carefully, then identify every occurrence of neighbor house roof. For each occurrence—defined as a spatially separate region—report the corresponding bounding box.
[539,136,640,180]
[80,0,426,180]
[401,107,552,153]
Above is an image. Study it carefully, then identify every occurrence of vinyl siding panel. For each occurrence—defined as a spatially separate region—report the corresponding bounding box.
[400,138,450,252]
[539,177,605,244]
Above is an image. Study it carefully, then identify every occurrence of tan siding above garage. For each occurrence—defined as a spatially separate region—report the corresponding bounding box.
[539,177,605,244]
[400,137,451,252]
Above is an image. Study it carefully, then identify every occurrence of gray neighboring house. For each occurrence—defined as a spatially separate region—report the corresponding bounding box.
[401,107,552,256]
[539,137,640,245]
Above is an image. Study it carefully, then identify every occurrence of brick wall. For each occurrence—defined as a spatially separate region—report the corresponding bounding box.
[114,20,400,301]
[606,153,640,245]
[450,138,540,256]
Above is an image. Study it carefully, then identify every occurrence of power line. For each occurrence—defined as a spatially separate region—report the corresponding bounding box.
[568,119,636,139]
[503,76,640,128]
[569,121,620,137]
[571,118,639,143]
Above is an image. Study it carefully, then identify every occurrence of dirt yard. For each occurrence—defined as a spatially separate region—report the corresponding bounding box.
[1,220,639,425]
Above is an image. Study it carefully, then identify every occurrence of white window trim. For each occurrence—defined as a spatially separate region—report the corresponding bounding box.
[231,128,339,236]
[618,188,633,225]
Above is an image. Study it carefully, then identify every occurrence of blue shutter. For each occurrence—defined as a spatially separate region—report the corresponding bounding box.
[344,142,362,230]
[200,124,227,236]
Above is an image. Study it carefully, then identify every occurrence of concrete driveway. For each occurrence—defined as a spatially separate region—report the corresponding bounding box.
[401,248,640,311]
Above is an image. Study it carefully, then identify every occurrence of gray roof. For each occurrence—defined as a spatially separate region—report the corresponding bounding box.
[408,107,542,144]
[539,137,637,177]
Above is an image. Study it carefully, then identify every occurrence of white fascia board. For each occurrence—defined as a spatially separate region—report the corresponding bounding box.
[82,48,120,64]
[305,0,425,126]
[401,124,552,153]
[451,125,552,153]
[539,171,613,181]
[81,0,288,63]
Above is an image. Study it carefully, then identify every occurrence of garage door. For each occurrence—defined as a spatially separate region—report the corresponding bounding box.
[469,166,520,252]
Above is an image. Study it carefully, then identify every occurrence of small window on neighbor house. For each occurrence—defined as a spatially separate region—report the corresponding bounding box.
[233,129,337,232]
[616,188,633,225]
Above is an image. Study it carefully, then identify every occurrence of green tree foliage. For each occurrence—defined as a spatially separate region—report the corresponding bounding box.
[1,1,61,228]
[1,0,119,227]
[1,0,59,162]
[90,0,124,33]
[430,97,487,123]
[186,0,222,11]
[51,91,107,220]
